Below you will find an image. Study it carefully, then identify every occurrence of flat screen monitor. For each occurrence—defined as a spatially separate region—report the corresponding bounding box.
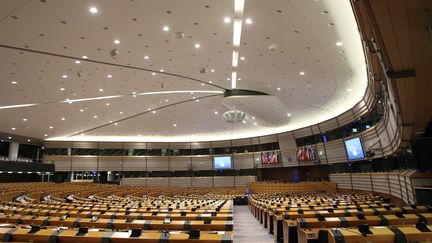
[214,156,232,169]
[261,151,281,165]
[344,137,365,160]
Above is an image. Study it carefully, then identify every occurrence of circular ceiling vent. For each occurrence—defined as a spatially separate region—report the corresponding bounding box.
[222,110,246,123]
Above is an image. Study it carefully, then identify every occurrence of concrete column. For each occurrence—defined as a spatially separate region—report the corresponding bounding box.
[8,142,19,161]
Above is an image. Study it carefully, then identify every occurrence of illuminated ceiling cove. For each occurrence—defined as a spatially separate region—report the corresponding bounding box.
[0,0,367,142]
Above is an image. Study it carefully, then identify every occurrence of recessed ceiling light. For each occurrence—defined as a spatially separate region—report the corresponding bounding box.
[119,111,123,114]
[277,87,281,91]
[245,18,253,24]
[211,69,215,72]
[240,56,245,61]
[22,118,28,121]
[253,122,257,125]
[11,127,16,131]
[287,113,292,117]
[165,99,169,102]
[224,17,231,23]
[89,6,98,13]
[209,81,213,83]
[49,126,54,129]
[107,74,112,78]
[114,123,118,126]
[144,55,149,60]
[214,111,218,115]
[194,43,201,48]
[82,55,88,59]
[75,60,80,64]
[201,83,205,86]
[336,41,343,46]
[252,117,255,120]
[44,134,48,137]
[105,103,110,106]
[152,110,156,114]
[79,109,84,112]
[227,78,230,80]
[196,99,200,102]
[173,124,177,127]
[11,81,18,84]
[62,75,68,79]
[99,88,103,92]
[160,69,164,72]
[152,72,156,76]
[60,87,65,91]
[163,26,170,32]
[8,137,11,139]
[109,121,113,123]
[27,139,30,142]
[299,72,305,75]
[238,78,241,81]
[347,88,353,92]
[93,115,98,118]
[192,97,196,99]
[242,120,247,124]
[61,117,66,121]
[113,39,120,44]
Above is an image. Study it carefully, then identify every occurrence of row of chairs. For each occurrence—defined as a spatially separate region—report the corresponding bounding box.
[248,192,432,243]
[0,182,237,242]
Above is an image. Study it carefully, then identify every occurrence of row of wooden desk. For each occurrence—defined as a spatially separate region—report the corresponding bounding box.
[248,192,432,242]
[0,227,233,243]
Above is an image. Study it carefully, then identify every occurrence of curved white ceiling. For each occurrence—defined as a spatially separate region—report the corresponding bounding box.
[0,0,367,142]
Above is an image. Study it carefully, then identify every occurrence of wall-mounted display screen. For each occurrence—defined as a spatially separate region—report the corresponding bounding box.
[345,137,365,160]
[297,145,316,161]
[261,151,281,165]
[213,156,232,169]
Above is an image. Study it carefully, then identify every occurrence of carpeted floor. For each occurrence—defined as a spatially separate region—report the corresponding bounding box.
[233,205,275,243]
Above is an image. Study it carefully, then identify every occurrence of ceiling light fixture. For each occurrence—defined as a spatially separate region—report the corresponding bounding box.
[160,69,164,72]
[60,88,65,91]
[287,113,292,117]
[82,55,88,59]
[194,43,201,48]
[299,72,305,75]
[245,18,252,24]
[0,103,37,110]
[93,115,98,118]
[211,69,215,72]
[75,60,80,64]
[106,103,110,106]
[173,124,177,127]
[224,17,231,23]
[152,110,156,114]
[152,72,156,76]
[230,0,245,89]
[44,134,48,137]
[163,26,170,32]
[336,41,343,46]
[144,55,149,60]
[11,81,18,84]
[277,87,281,91]
[114,39,120,44]
[49,126,54,129]
[62,75,68,78]
[214,111,218,115]
[98,89,104,92]
[79,109,84,112]
[89,7,98,14]
[107,74,112,78]
[61,117,66,121]
[240,56,245,60]
[11,128,16,131]
[347,88,353,92]
[22,118,28,121]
